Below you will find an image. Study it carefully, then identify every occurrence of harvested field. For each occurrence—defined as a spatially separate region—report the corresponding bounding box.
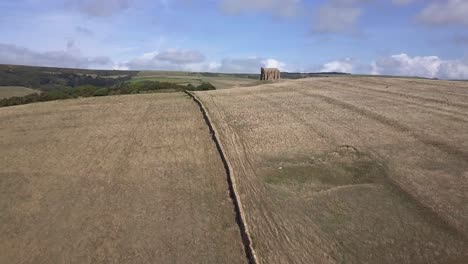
[195,76,468,264]
[0,86,39,99]
[133,71,257,89]
[0,93,247,263]
[202,77,257,90]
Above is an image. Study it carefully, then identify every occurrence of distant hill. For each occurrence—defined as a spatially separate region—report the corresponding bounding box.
[281,72,351,79]
[0,64,138,91]
[0,65,216,107]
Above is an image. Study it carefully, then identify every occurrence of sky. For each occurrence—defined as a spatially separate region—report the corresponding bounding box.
[0,0,468,79]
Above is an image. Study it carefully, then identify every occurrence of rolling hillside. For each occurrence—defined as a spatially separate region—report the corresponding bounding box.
[1,76,467,263]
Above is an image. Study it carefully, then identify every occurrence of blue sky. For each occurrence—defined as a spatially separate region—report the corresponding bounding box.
[0,0,468,79]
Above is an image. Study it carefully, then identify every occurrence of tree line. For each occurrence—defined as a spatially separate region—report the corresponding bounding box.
[0,81,216,107]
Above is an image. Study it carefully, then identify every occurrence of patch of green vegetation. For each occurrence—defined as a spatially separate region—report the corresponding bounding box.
[0,81,216,108]
[191,82,216,91]
[93,88,109,96]
[0,65,219,107]
[265,146,387,189]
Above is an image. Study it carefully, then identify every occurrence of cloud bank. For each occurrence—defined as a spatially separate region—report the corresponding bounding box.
[0,42,112,69]
[2,42,467,80]
[418,0,468,26]
[68,0,132,17]
[220,0,301,17]
[317,53,468,80]
[320,58,355,73]
[120,49,287,73]
[371,53,468,80]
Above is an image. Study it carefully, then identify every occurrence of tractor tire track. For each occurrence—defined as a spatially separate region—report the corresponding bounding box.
[310,80,468,122]
[260,86,468,240]
[293,88,468,162]
[355,78,468,97]
[321,79,468,110]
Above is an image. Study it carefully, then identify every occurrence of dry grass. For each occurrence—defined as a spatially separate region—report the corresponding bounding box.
[0,86,39,99]
[195,76,468,264]
[2,75,467,264]
[0,93,246,263]
[201,77,257,90]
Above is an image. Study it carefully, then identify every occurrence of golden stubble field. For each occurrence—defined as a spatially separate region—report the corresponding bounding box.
[0,93,246,263]
[195,77,468,264]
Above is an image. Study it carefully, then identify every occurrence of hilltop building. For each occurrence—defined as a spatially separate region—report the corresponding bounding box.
[260,68,281,81]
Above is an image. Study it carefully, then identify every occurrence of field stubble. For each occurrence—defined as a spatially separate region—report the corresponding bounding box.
[195,76,468,264]
[0,93,247,263]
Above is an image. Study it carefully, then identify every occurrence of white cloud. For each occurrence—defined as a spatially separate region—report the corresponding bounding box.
[67,0,168,17]
[372,53,441,77]
[313,4,362,33]
[220,0,301,17]
[123,49,207,71]
[184,61,222,72]
[140,51,159,60]
[122,49,288,73]
[0,42,112,69]
[371,53,468,80]
[438,60,468,80]
[317,53,468,79]
[331,0,372,4]
[321,58,355,73]
[418,0,468,26]
[312,0,412,34]
[391,0,416,5]
[262,58,286,69]
[217,57,288,73]
[311,0,375,34]
[112,64,130,70]
[215,58,262,73]
[155,49,205,64]
[68,0,132,17]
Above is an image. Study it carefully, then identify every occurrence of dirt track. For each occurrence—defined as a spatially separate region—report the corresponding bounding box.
[0,93,246,263]
[195,77,468,264]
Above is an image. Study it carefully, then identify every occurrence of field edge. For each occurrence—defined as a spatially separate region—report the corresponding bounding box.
[185,90,258,264]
